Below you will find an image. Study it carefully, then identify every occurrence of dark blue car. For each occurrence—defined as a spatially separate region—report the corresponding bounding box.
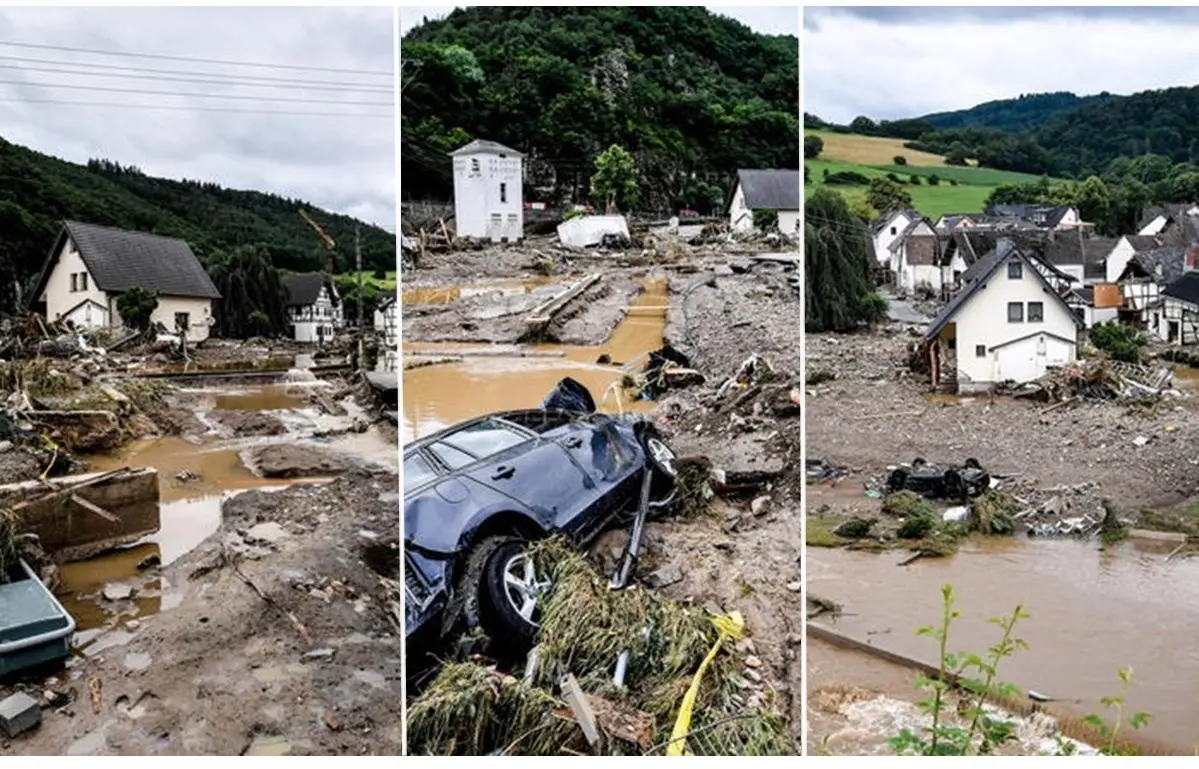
[403,380,678,652]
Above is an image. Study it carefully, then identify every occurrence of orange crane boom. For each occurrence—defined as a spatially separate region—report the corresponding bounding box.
[300,209,336,251]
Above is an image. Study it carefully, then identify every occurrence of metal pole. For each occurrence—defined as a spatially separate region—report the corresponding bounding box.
[355,224,364,370]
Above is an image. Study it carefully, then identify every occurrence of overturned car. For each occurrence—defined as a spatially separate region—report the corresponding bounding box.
[403,379,678,657]
[887,457,991,501]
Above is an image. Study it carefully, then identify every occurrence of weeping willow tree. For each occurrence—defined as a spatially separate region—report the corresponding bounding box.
[206,245,289,339]
[804,188,887,332]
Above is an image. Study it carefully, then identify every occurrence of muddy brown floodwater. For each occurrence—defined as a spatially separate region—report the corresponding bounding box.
[58,381,396,644]
[808,538,1199,752]
[402,278,666,440]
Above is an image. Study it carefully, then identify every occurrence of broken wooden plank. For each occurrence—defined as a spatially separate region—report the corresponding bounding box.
[526,273,602,327]
[560,674,601,752]
[70,494,120,524]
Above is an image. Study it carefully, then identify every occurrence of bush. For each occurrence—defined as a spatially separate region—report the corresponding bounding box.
[909,175,922,186]
[893,155,907,166]
[372,268,387,280]
[897,512,936,540]
[945,151,969,166]
[886,172,901,183]
[1090,321,1146,363]
[753,208,779,231]
[804,134,824,159]
[116,286,159,331]
[825,170,871,186]
[949,178,959,186]
[928,174,941,186]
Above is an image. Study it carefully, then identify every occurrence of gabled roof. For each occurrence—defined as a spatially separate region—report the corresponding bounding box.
[983,203,1076,227]
[888,217,934,252]
[1163,272,1199,305]
[1123,234,1163,252]
[870,207,921,235]
[450,139,523,158]
[282,273,336,307]
[1082,237,1115,281]
[1124,247,1187,284]
[735,169,801,211]
[35,220,220,302]
[926,239,1083,341]
[1137,204,1199,231]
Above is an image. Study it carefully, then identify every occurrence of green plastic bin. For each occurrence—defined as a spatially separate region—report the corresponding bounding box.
[0,560,75,678]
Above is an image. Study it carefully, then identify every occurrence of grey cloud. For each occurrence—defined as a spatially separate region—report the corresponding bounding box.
[0,7,395,230]
[805,6,1199,26]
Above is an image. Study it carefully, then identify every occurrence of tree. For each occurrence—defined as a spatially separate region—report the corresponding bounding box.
[116,286,158,331]
[207,245,288,339]
[847,197,878,223]
[866,177,913,213]
[928,174,941,186]
[590,144,638,213]
[753,208,779,231]
[909,175,922,186]
[805,188,887,332]
[804,134,824,159]
[893,155,907,166]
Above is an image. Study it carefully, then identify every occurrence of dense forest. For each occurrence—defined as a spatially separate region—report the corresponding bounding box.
[401,6,799,215]
[917,91,1114,133]
[0,137,395,316]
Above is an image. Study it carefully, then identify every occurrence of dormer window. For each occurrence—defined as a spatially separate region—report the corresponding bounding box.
[1008,261,1023,279]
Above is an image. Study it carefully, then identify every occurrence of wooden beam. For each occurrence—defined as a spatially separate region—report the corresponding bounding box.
[71,494,119,524]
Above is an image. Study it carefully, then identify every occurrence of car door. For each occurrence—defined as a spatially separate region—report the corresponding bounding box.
[550,418,640,526]
[434,418,593,535]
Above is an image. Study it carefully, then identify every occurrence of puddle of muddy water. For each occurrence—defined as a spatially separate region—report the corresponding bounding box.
[402,278,667,441]
[57,384,397,635]
[403,277,557,306]
[809,539,1199,751]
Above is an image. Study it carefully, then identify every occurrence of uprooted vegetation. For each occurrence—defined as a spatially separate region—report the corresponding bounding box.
[407,539,796,756]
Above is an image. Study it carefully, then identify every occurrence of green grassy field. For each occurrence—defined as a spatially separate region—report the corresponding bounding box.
[804,132,1068,220]
[339,271,397,292]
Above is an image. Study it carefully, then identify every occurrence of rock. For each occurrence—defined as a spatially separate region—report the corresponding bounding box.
[750,495,772,517]
[785,581,801,593]
[136,554,161,571]
[210,409,287,438]
[0,692,41,738]
[102,584,134,601]
[1133,435,1150,447]
[302,648,336,663]
[125,620,141,631]
[645,566,684,589]
[245,444,351,479]
[744,667,762,683]
[245,522,289,545]
[744,655,762,669]
[244,734,291,756]
[0,440,12,454]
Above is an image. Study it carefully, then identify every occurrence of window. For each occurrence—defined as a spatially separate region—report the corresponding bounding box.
[1007,261,1023,279]
[70,273,78,292]
[975,344,986,358]
[429,442,477,471]
[470,158,480,175]
[174,312,190,332]
[442,419,526,459]
[1007,302,1024,323]
[890,226,897,235]
[404,453,438,489]
[499,182,507,204]
[80,273,88,291]
[1028,301,1044,322]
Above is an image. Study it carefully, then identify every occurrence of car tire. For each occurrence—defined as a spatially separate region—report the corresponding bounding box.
[637,425,679,511]
[477,538,549,652]
[944,468,966,502]
[964,457,982,470]
[888,468,909,493]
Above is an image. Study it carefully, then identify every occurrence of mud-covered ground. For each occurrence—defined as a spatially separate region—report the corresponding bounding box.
[0,470,400,756]
[806,327,1199,525]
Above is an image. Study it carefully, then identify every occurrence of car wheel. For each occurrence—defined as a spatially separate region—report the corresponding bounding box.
[478,538,552,651]
[944,468,966,502]
[964,457,982,470]
[888,468,909,493]
[638,426,679,510]
[912,457,927,468]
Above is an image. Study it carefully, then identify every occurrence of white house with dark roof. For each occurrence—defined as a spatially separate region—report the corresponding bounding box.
[922,239,1082,393]
[1157,272,1199,345]
[871,208,922,269]
[283,273,342,344]
[728,169,800,234]
[983,204,1083,230]
[1137,204,1199,236]
[373,296,397,350]
[1104,234,1163,284]
[33,220,221,343]
[1116,247,1187,327]
[451,138,523,242]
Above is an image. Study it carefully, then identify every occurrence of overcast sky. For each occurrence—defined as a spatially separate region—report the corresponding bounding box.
[805,6,1199,124]
[400,6,799,37]
[0,7,395,231]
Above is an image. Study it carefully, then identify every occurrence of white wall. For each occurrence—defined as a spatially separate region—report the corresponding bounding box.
[943,255,1078,387]
[42,238,107,322]
[778,209,800,235]
[289,284,342,343]
[729,183,752,232]
[109,295,212,343]
[1105,237,1138,283]
[873,211,915,268]
[1158,297,1199,345]
[1056,208,1081,229]
[64,300,109,329]
[1138,216,1167,236]
[895,222,939,294]
[452,151,523,242]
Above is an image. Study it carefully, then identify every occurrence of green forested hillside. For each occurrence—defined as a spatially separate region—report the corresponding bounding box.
[0,137,395,314]
[918,91,1114,133]
[401,6,799,214]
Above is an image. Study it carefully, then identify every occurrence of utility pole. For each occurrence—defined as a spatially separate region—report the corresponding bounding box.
[355,224,364,371]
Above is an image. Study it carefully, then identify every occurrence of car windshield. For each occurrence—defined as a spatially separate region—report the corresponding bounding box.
[404,452,438,489]
[442,419,527,459]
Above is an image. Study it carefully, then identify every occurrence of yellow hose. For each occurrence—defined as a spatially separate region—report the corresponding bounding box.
[667,611,745,756]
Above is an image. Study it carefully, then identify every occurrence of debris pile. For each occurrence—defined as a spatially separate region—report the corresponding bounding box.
[1002,358,1174,403]
[407,540,795,756]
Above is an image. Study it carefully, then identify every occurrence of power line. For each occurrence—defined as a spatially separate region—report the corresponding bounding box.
[0,95,391,118]
[0,77,392,106]
[0,39,392,77]
[0,57,392,92]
